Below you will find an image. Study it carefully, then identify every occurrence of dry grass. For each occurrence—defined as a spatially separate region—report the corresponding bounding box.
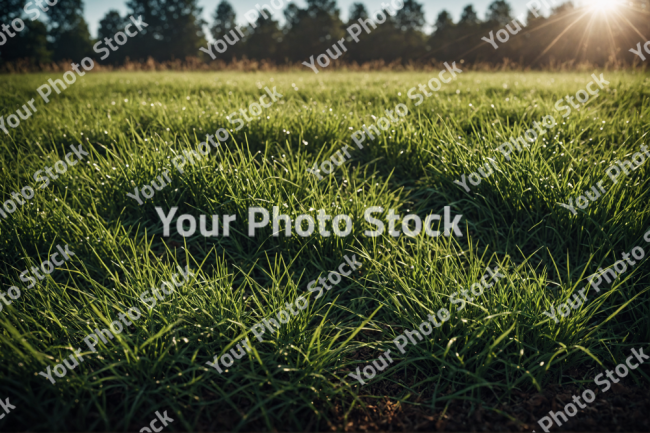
[1,55,648,74]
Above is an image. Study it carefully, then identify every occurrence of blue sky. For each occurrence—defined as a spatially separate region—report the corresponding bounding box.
[84,0,549,40]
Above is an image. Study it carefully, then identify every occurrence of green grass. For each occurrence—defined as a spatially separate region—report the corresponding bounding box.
[0,70,649,431]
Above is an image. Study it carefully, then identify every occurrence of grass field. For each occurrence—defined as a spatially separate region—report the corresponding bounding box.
[1,70,650,432]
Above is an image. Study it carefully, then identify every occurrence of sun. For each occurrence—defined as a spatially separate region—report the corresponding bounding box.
[588,0,622,12]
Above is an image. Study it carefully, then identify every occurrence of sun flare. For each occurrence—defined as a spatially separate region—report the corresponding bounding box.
[588,0,621,12]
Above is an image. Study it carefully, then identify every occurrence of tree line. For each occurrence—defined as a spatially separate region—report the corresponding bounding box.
[1,0,649,68]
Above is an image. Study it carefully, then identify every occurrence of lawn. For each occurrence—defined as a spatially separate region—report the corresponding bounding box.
[0,70,649,431]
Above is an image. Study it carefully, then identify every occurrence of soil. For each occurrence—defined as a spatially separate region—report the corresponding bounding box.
[329,364,650,432]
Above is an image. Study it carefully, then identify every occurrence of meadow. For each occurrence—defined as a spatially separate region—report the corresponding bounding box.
[0,70,649,431]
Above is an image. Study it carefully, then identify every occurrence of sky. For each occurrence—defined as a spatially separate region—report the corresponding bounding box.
[83,0,544,40]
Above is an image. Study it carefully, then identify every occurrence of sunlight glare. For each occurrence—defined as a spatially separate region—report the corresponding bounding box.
[589,0,621,12]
